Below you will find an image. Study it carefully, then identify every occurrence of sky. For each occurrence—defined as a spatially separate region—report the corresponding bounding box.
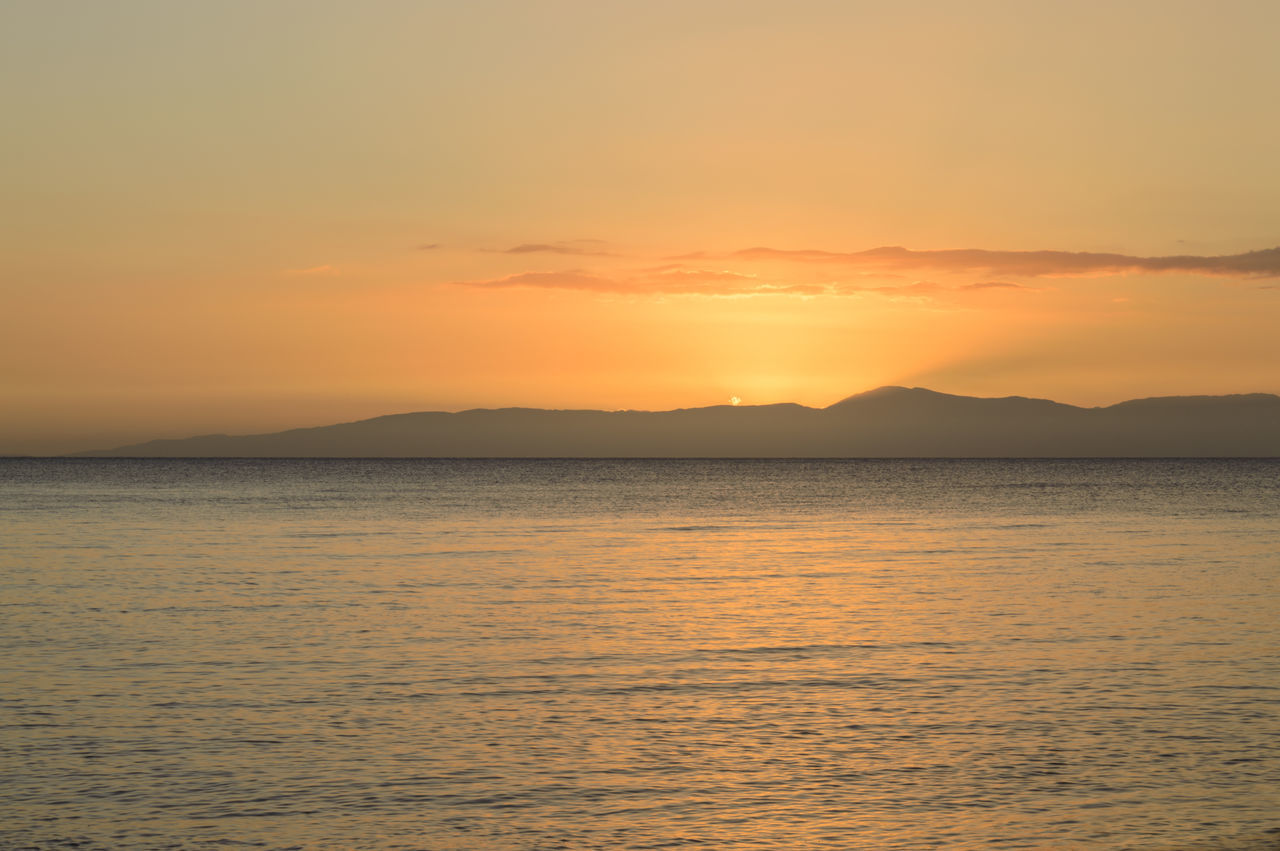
[3,0,1279,454]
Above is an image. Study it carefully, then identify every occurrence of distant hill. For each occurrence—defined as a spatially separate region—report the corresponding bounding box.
[76,387,1280,458]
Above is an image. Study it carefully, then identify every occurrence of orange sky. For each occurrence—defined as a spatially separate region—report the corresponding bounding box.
[3,1,1279,454]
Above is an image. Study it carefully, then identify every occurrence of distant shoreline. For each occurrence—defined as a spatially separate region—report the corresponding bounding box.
[71,387,1280,459]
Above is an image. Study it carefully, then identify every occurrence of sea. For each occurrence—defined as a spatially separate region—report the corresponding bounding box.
[2,458,1278,850]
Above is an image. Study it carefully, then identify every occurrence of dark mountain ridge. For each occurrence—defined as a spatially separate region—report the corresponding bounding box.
[77,386,1280,458]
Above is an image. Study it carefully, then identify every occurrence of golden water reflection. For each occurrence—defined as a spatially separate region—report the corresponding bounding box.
[2,459,1278,848]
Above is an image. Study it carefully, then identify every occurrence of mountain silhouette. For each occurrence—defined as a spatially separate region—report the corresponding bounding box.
[77,387,1280,457]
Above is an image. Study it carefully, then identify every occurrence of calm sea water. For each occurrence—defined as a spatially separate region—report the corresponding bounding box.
[2,459,1279,850]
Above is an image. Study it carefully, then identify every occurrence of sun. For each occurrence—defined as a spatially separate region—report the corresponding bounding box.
[730,396,742,406]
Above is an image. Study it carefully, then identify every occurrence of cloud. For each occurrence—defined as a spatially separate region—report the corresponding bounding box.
[496,240,614,257]
[283,265,339,277]
[962,281,1034,290]
[453,259,1058,299]
[731,245,1280,278]
[447,243,1280,298]
[868,281,946,296]
[460,270,623,292]
[454,267,822,297]
[416,243,439,251]
[650,267,760,284]
[452,267,986,299]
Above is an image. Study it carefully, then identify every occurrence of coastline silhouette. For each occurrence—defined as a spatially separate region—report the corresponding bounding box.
[78,386,1280,458]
